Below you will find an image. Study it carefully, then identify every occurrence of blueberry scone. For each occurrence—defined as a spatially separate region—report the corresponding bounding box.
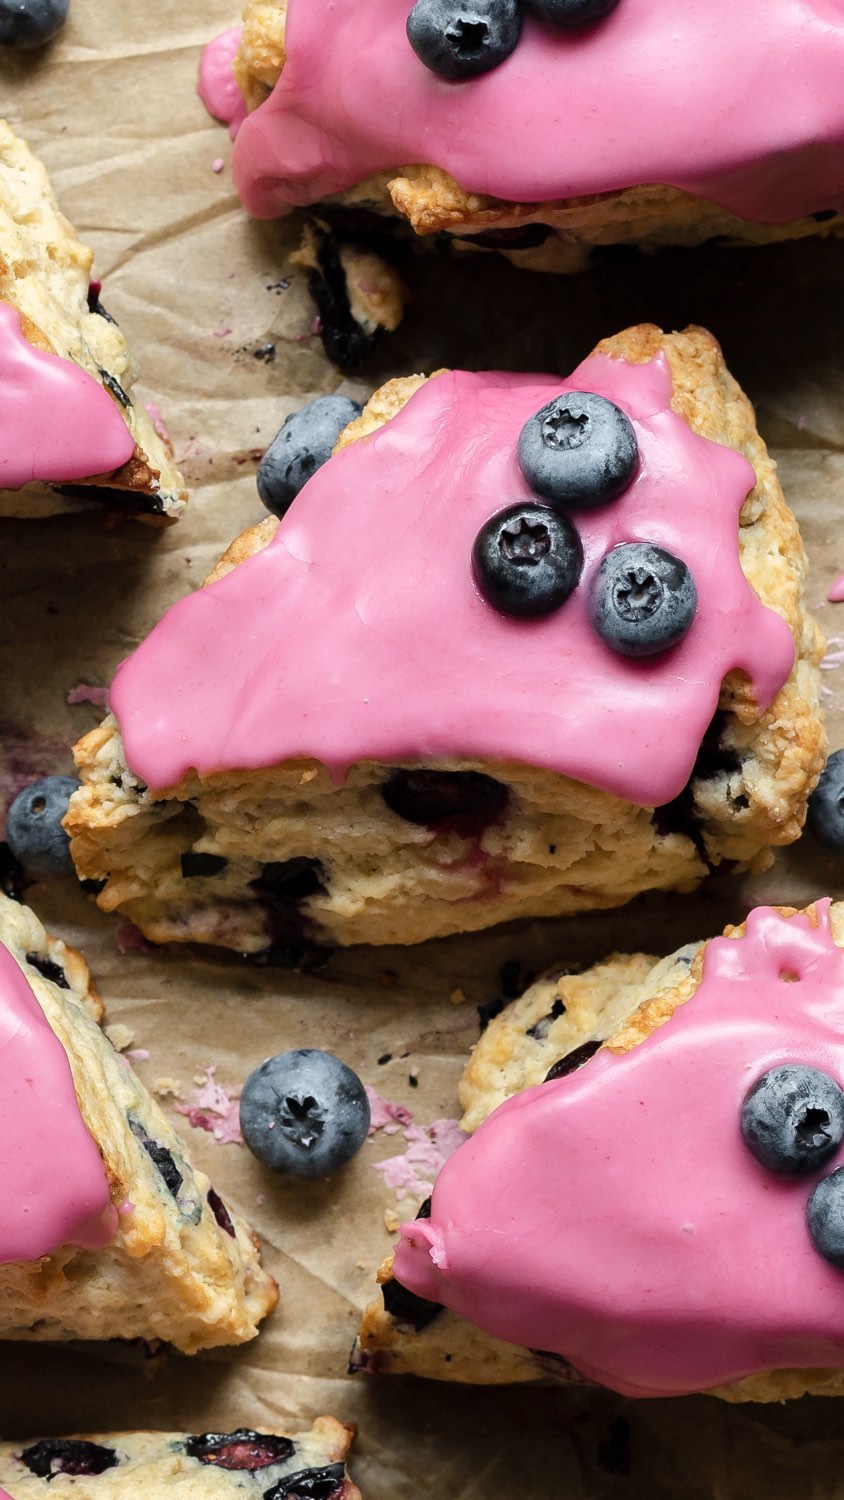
[357,899,844,1402]
[0,892,277,1350]
[0,1419,360,1498]
[66,324,824,956]
[0,121,186,522]
[229,0,844,268]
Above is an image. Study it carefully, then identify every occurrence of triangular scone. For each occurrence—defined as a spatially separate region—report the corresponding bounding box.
[67,326,824,956]
[0,892,277,1351]
[356,900,844,1404]
[232,1,844,263]
[0,121,186,523]
[0,1418,360,1498]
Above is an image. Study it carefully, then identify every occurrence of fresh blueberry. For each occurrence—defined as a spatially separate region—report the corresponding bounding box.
[407,0,520,80]
[522,0,619,28]
[239,1049,370,1179]
[21,1440,117,1479]
[517,392,638,510]
[808,1168,844,1267]
[473,501,582,617]
[0,0,69,48]
[741,1065,844,1176]
[808,750,844,851]
[590,543,696,657]
[257,396,362,519]
[6,775,79,874]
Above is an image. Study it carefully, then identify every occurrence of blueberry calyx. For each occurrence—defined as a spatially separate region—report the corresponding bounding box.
[808,1169,844,1268]
[185,1430,295,1470]
[522,0,619,28]
[517,391,638,510]
[239,1049,370,1179]
[21,1440,117,1478]
[6,774,79,875]
[473,501,582,617]
[0,0,69,49]
[407,0,521,80]
[807,749,844,852]
[257,395,362,519]
[590,543,696,657]
[741,1065,844,1176]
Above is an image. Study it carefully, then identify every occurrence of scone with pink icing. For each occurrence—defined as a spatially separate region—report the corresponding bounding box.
[0,121,186,522]
[0,1420,360,1498]
[0,891,277,1350]
[357,899,844,1402]
[228,0,844,267]
[66,324,823,956]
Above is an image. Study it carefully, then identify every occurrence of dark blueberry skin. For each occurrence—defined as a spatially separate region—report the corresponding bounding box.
[808,749,844,852]
[473,501,583,617]
[257,396,362,519]
[6,775,79,874]
[407,0,520,80]
[21,1439,117,1478]
[0,0,69,48]
[544,1039,601,1081]
[522,0,619,27]
[808,1168,844,1268]
[240,1049,370,1179]
[381,768,508,837]
[590,543,696,657]
[741,1065,844,1176]
[517,392,638,511]
[185,1430,294,1470]
[263,1463,346,1500]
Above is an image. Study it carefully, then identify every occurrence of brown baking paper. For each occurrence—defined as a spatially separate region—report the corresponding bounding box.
[3,4,844,1493]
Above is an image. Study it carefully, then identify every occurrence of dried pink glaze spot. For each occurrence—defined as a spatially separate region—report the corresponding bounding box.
[375,1118,467,1199]
[111,357,794,809]
[144,402,171,444]
[0,301,135,489]
[395,903,844,1397]
[66,684,109,708]
[232,0,844,224]
[0,942,116,1263]
[174,1066,242,1145]
[198,27,247,139]
[365,1085,414,1134]
[828,574,844,604]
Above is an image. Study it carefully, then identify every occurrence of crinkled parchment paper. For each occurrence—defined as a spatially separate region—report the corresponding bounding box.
[3,4,844,1494]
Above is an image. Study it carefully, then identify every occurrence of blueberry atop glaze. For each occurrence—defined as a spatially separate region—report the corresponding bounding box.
[518,392,638,510]
[808,750,844,852]
[473,501,583,617]
[185,1430,295,1470]
[590,543,696,656]
[407,0,520,79]
[6,775,79,875]
[240,1049,370,1179]
[21,1439,118,1478]
[808,1168,844,1268]
[263,1463,347,1500]
[741,1065,844,1176]
[522,0,619,28]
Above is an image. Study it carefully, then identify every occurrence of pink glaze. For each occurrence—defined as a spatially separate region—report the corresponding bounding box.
[394,903,844,1397]
[199,27,247,139]
[828,573,844,603]
[232,0,844,225]
[110,355,794,808]
[0,301,135,490]
[0,942,116,1264]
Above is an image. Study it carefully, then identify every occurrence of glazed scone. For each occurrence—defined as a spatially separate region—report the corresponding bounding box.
[66,325,825,955]
[230,0,844,267]
[0,1419,360,1498]
[0,891,277,1351]
[358,900,844,1403]
[0,121,186,522]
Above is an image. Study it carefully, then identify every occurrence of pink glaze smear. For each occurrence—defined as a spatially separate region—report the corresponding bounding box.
[828,573,844,603]
[111,355,794,809]
[0,942,116,1264]
[198,26,247,138]
[394,903,844,1397]
[0,301,135,490]
[232,0,844,225]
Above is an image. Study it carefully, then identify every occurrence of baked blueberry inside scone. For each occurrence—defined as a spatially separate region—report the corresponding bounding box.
[66,325,824,957]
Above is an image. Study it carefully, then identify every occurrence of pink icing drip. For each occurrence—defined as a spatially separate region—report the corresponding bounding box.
[828,573,844,603]
[0,942,116,1264]
[232,0,844,225]
[394,902,844,1397]
[0,301,135,490]
[110,356,794,808]
[198,27,247,139]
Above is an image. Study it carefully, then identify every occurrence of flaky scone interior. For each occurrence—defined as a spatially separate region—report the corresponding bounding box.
[233,1,844,266]
[0,121,186,522]
[0,1418,360,1498]
[0,893,277,1352]
[66,325,824,956]
[357,900,844,1403]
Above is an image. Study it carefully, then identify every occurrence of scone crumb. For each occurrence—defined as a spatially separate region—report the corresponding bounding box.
[449,987,467,1006]
[154,1076,182,1097]
[105,1023,135,1052]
